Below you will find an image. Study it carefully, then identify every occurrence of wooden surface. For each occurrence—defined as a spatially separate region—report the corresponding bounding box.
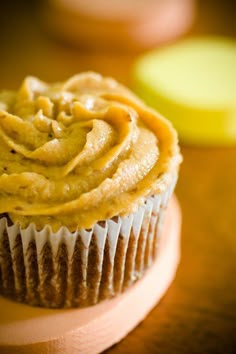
[0,1,236,353]
[0,197,181,354]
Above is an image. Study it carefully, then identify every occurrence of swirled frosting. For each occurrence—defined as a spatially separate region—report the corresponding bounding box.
[0,72,181,230]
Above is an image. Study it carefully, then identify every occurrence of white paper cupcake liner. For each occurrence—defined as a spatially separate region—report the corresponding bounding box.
[0,173,177,308]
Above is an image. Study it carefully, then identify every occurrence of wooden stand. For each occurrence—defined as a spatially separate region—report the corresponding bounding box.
[0,196,181,354]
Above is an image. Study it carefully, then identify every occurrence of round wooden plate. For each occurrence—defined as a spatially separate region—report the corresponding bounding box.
[0,196,181,354]
[43,0,195,51]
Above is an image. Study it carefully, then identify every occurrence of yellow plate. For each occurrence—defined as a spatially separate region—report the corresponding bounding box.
[133,37,236,145]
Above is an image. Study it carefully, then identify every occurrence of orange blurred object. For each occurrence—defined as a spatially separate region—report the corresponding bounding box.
[42,0,195,51]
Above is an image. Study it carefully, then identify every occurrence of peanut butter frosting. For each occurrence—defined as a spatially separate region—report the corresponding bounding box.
[0,72,181,231]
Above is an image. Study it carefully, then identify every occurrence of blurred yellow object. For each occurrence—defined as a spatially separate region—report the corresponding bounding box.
[133,37,236,145]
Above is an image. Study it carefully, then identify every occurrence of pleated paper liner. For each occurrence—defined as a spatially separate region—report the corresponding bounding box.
[0,174,177,308]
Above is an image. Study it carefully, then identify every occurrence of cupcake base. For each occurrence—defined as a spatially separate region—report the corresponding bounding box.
[0,195,181,354]
[0,176,177,308]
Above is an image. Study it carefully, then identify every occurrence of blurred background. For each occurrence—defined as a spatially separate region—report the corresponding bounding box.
[0,1,236,353]
[0,0,235,86]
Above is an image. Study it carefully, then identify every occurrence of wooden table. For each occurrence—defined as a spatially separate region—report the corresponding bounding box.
[0,1,236,353]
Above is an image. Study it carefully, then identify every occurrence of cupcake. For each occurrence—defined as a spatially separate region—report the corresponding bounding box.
[0,72,181,308]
